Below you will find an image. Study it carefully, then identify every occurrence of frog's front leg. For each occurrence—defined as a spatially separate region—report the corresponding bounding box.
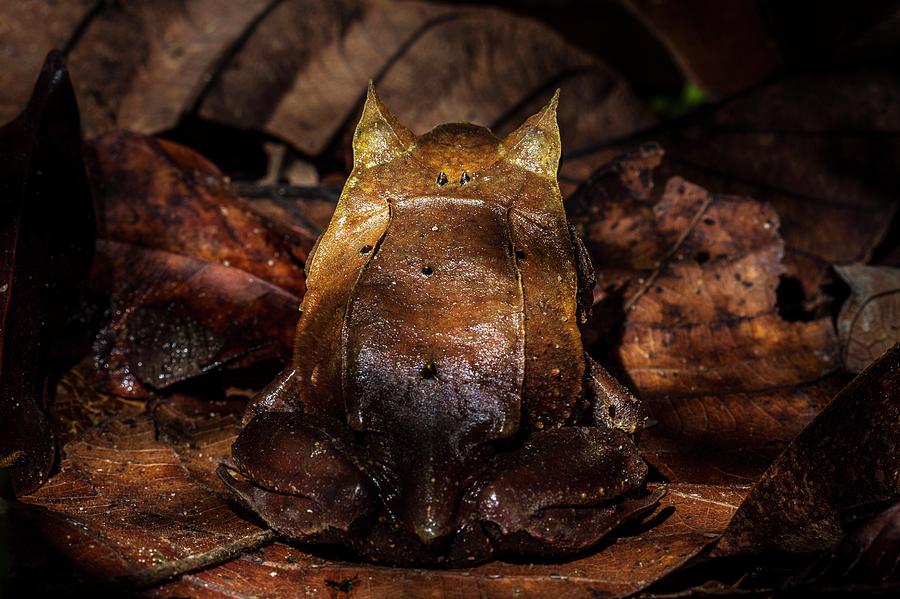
[217,411,376,543]
[586,354,649,433]
[464,426,661,556]
[240,367,302,425]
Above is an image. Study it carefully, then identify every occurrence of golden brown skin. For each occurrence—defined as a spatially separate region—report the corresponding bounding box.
[219,85,658,565]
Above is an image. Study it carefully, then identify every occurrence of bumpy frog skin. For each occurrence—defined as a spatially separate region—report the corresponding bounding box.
[218,85,661,566]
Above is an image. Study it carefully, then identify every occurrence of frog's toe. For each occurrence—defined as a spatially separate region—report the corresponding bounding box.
[468,427,662,555]
[219,412,376,542]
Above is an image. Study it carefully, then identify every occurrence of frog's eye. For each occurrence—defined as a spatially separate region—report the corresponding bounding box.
[459,171,471,186]
[436,171,449,186]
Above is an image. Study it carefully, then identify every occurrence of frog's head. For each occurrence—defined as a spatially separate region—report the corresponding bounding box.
[345,85,564,547]
[350,81,561,202]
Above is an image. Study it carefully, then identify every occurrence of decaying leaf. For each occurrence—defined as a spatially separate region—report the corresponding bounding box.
[562,63,900,304]
[0,52,94,495]
[836,265,900,373]
[716,343,900,556]
[568,145,842,484]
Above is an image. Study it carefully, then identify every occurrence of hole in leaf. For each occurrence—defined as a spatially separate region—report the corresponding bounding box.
[776,275,817,322]
[695,251,710,264]
[514,249,526,260]
[436,172,448,186]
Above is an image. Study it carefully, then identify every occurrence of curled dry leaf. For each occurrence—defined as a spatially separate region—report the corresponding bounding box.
[836,265,900,373]
[85,132,315,397]
[0,52,94,495]
[86,130,314,297]
[717,343,900,556]
[0,1,652,164]
[90,241,298,397]
[568,145,841,484]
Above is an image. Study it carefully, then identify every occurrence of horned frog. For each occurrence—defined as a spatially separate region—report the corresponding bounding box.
[218,84,661,566]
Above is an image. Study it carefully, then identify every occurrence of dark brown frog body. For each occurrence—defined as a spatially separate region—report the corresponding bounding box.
[218,85,659,565]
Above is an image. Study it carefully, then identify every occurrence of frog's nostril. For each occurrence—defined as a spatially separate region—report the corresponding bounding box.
[420,361,438,379]
[436,171,449,186]
[421,265,433,276]
[460,171,471,185]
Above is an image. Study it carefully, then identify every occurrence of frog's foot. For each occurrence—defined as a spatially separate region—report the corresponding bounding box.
[466,426,663,556]
[217,412,376,543]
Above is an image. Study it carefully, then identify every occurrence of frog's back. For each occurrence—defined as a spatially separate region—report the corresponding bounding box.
[344,196,524,437]
[293,86,585,435]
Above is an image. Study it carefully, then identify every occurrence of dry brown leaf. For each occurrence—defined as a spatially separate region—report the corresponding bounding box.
[0,52,94,494]
[717,343,900,556]
[568,145,841,484]
[17,411,274,588]
[562,64,900,303]
[86,131,315,297]
[83,132,318,397]
[0,0,96,119]
[89,241,298,398]
[0,1,653,167]
[0,1,274,137]
[836,265,900,373]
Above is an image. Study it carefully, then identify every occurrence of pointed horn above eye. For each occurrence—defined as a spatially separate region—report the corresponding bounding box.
[352,81,415,171]
[501,89,561,179]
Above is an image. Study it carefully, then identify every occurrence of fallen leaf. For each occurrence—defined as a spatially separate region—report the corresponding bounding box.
[0,52,94,494]
[17,411,275,589]
[0,1,653,167]
[568,145,841,484]
[836,265,900,372]
[0,1,96,120]
[562,62,900,303]
[90,240,298,398]
[814,499,900,585]
[83,132,316,397]
[716,343,900,556]
[0,1,274,138]
[86,130,315,297]
[621,0,781,98]
[198,0,655,158]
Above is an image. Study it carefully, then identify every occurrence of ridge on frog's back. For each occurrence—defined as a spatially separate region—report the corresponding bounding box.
[219,84,659,566]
